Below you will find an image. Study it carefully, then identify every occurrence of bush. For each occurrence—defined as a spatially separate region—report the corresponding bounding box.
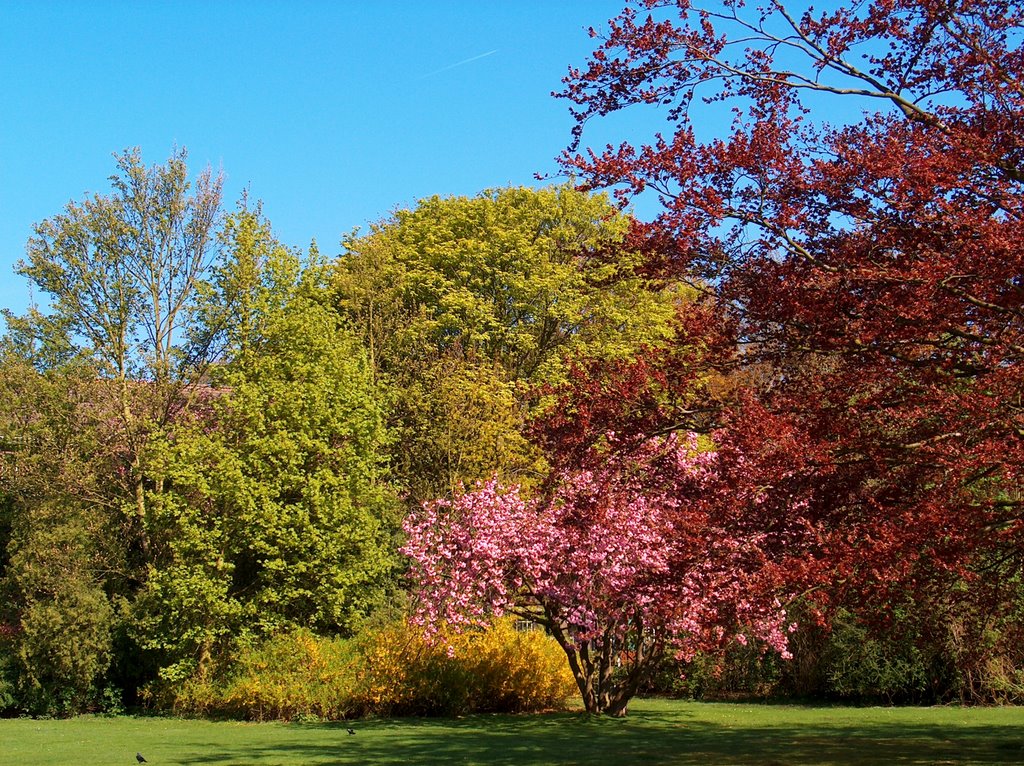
[154,617,575,721]
[817,611,933,703]
[0,629,18,714]
[352,617,575,716]
[640,608,937,704]
[13,581,115,716]
[463,619,577,713]
[2,500,119,716]
[641,642,783,701]
[156,629,358,721]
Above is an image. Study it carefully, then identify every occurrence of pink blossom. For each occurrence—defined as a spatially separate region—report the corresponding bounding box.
[402,432,798,663]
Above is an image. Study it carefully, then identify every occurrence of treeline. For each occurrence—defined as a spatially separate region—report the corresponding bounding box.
[0,149,677,715]
[1,134,1022,716]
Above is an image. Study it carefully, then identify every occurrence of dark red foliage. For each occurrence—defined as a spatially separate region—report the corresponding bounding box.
[556,0,1024,615]
[530,298,734,470]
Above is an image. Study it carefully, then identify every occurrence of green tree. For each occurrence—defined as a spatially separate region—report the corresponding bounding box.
[0,352,126,713]
[336,185,675,382]
[136,209,397,682]
[333,185,679,501]
[0,148,224,710]
[13,146,223,557]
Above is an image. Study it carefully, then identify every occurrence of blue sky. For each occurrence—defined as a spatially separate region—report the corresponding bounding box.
[0,0,638,320]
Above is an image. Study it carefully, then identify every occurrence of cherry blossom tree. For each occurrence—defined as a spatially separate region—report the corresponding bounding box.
[403,431,800,716]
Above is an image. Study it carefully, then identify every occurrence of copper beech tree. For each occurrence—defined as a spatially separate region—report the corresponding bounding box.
[404,0,1024,713]
[555,0,1024,626]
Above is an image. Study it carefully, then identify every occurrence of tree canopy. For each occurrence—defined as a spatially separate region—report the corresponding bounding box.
[333,185,682,503]
[335,184,678,382]
[555,0,1024,654]
[403,431,797,716]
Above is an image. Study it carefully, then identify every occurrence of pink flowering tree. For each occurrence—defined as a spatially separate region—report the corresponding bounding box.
[402,432,798,716]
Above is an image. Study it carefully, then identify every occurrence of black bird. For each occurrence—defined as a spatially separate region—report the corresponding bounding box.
[136,755,147,764]
[347,728,356,735]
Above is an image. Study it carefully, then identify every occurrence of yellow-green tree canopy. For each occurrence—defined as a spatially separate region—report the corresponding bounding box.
[332,185,682,502]
[334,184,678,384]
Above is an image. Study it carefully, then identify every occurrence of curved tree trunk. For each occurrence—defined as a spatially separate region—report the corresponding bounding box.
[547,612,657,716]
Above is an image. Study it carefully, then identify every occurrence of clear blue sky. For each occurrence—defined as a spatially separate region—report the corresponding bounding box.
[0,0,638,320]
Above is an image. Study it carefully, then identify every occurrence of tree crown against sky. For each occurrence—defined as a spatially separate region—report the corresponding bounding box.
[553,0,1024,613]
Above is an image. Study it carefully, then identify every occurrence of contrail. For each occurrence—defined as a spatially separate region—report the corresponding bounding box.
[417,49,498,79]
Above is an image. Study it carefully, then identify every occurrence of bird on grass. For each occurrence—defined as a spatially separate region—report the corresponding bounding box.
[136,754,147,764]
[347,727,356,735]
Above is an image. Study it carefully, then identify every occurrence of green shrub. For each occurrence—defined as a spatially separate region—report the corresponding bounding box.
[14,581,115,716]
[818,611,933,703]
[2,499,119,716]
[641,608,937,704]
[926,605,1024,704]
[641,642,783,701]
[0,630,17,713]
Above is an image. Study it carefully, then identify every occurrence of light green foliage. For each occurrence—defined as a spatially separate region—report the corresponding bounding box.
[16,147,222,384]
[5,148,226,641]
[137,209,398,681]
[334,185,677,500]
[390,358,547,501]
[0,307,80,372]
[193,200,302,364]
[336,184,675,382]
[205,296,395,632]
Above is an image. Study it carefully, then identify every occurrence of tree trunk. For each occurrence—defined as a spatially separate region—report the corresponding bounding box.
[550,623,635,716]
[118,374,150,557]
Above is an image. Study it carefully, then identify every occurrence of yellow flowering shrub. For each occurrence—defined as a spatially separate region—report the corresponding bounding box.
[155,618,574,720]
[352,617,576,716]
[219,629,357,721]
[460,618,577,713]
[161,629,357,721]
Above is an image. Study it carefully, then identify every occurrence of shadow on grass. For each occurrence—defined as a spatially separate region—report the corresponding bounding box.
[172,705,1024,766]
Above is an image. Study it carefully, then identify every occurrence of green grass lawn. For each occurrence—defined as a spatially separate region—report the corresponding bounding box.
[3,698,1024,766]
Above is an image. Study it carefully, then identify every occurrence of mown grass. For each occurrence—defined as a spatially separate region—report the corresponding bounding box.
[4,698,1024,765]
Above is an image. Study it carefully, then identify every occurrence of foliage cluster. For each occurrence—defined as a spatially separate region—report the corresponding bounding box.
[403,433,796,716]
[644,603,1024,707]
[554,0,1024,628]
[351,616,575,717]
[0,154,659,716]
[332,185,678,504]
[157,618,574,721]
[156,628,358,721]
